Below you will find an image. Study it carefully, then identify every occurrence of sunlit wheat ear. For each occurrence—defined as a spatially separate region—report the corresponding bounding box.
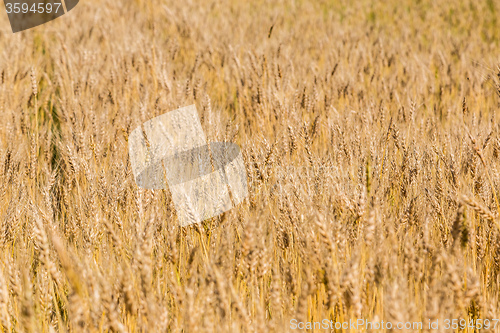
[102,212,122,249]
[364,208,376,247]
[30,68,37,97]
[32,208,61,285]
[208,265,231,322]
[156,306,170,332]
[314,213,335,256]
[269,267,282,323]
[229,280,251,327]
[0,269,12,332]
[295,275,311,322]
[119,265,137,316]
[7,257,20,298]
[68,291,86,330]
[461,195,497,225]
[20,266,35,333]
[450,203,465,252]
[101,277,126,333]
[241,216,255,275]
[287,126,297,156]
[37,270,53,323]
[137,217,155,321]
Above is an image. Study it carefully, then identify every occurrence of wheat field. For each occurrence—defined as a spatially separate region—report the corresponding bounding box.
[0,0,500,332]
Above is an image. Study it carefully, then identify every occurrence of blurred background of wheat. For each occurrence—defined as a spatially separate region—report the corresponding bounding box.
[0,0,500,331]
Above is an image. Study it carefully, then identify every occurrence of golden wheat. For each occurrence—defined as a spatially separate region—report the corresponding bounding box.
[0,0,499,332]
